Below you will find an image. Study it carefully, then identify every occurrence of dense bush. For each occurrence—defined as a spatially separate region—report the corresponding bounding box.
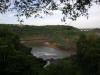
[0,27,45,75]
[77,34,100,75]
[41,58,82,75]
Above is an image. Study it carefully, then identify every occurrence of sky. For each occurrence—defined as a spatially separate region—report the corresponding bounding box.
[0,4,100,29]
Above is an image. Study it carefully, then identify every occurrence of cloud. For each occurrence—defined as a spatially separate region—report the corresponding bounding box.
[0,3,100,29]
[53,10,62,14]
[70,15,100,28]
[8,14,15,17]
[8,13,16,17]
[0,14,2,18]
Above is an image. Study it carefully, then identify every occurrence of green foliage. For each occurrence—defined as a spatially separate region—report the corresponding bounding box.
[41,58,82,75]
[0,24,81,51]
[0,0,100,20]
[2,24,100,75]
[0,24,80,37]
[77,34,100,75]
[0,27,46,75]
[49,30,79,50]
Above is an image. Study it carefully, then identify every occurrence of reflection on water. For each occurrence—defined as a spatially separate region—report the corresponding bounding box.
[31,46,71,60]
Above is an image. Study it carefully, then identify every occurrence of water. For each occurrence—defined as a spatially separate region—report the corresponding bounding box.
[31,46,71,60]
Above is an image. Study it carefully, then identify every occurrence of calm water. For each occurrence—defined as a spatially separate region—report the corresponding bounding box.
[31,46,71,60]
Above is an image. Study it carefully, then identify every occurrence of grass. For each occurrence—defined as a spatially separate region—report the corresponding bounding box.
[21,40,46,47]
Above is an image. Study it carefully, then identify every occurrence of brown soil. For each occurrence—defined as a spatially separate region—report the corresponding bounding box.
[43,42,57,48]
[20,35,50,41]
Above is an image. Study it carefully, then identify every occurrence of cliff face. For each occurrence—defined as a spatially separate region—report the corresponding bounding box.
[20,35,77,52]
[43,42,57,48]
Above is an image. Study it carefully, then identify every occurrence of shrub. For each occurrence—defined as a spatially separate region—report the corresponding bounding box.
[77,34,100,75]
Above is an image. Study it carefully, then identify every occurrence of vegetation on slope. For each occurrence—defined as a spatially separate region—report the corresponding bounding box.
[0,27,45,75]
[0,24,80,37]
[0,24,100,75]
[0,24,83,51]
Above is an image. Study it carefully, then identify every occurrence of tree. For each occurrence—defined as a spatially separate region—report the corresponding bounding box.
[0,28,46,75]
[40,59,82,75]
[0,0,100,21]
[77,34,100,75]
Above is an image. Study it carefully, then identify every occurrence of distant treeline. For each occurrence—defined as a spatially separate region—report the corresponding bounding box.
[0,24,82,37]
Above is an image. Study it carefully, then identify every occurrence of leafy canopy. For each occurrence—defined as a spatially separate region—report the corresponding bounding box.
[0,0,100,21]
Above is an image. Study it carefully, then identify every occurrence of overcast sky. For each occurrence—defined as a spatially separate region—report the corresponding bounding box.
[0,4,100,29]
